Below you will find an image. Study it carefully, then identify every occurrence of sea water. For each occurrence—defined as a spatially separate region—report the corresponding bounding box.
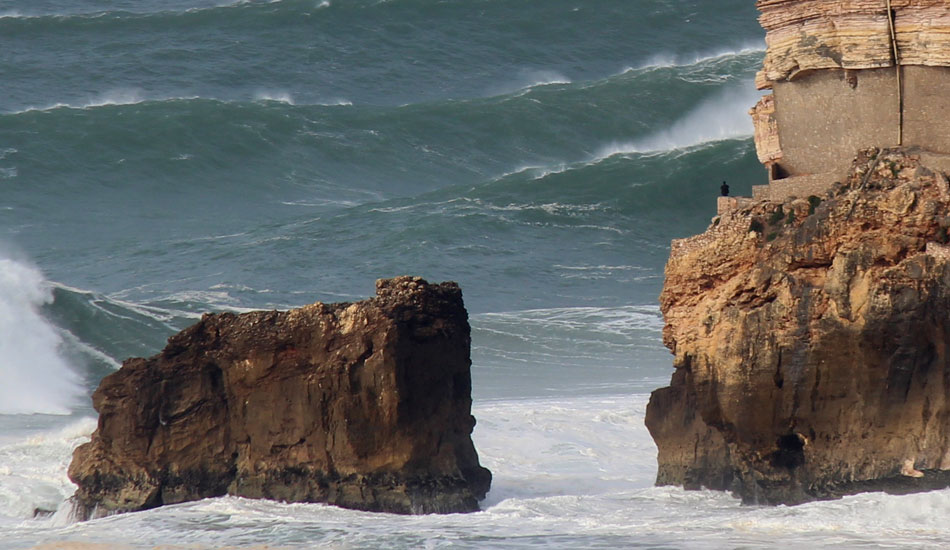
[2,0,949,548]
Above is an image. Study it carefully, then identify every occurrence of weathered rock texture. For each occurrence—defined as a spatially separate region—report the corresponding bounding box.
[68,276,491,519]
[646,148,950,504]
[750,0,950,196]
[757,0,950,89]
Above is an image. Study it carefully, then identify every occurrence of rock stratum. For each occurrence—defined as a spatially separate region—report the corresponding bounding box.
[68,276,491,519]
[646,148,950,504]
[757,0,950,89]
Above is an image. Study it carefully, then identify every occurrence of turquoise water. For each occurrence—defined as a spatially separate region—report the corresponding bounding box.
[2,0,765,401]
[8,1,946,548]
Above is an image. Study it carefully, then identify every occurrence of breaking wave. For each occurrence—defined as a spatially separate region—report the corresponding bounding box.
[0,253,83,415]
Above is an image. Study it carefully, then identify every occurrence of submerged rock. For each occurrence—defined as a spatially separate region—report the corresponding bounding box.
[646,148,950,504]
[68,276,491,519]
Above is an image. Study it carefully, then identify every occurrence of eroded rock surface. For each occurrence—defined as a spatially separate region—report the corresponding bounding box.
[757,0,950,89]
[646,149,950,504]
[68,276,491,519]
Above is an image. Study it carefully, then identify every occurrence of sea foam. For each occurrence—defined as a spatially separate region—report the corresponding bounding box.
[625,43,765,73]
[0,254,83,415]
[596,81,763,158]
[0,417,95,520]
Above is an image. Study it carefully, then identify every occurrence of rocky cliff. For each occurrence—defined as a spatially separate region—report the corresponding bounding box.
[68,276,491,519]
[646,148,950,504]
[757,0,950,89]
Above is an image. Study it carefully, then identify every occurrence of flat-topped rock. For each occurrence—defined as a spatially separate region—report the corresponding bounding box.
[68,276,491,519]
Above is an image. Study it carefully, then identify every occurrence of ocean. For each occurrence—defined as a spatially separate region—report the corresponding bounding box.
[2,0,948,548]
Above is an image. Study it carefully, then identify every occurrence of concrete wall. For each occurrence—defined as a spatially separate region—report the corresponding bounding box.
[767,173,838,202]
[717,196,755,216]
[772,66,950,178]
[903,67,950,151]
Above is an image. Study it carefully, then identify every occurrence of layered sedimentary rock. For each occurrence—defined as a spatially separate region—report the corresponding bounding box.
[68,276,491,519]
[757,0,950,89]
[749,94,782,167]
[646,149,950,504]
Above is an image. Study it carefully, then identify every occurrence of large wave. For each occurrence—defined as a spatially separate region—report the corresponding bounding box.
[0,253,83,415]
[596,81,764,156]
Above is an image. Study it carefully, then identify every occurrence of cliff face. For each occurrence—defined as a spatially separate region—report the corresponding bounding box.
[757,0,950,89]
[68,276,491,519]
[646,149,950,504]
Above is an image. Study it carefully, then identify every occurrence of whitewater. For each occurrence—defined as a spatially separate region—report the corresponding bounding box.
[2,0,950,547]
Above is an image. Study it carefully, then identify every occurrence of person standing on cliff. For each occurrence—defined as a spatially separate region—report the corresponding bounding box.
[720,181,729,196]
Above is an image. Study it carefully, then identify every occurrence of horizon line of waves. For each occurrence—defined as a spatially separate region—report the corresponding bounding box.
[497,138,749,191]
[0,255,84,415]
[367,197,613,220]
[0,0,296,24]
[3,94,354,116]
[252,91,352,107]
[620,43,765,75]
[0,0,342,37]
[486,48,760,107]
[489,70,573,99]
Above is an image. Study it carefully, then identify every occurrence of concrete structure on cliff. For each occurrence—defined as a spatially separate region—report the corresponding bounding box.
[720,0,950,213]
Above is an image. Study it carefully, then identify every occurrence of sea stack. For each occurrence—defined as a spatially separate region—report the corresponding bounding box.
[647,0,950,505]
[68,276,491,519]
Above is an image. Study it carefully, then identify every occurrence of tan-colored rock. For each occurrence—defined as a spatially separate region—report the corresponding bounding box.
[750,94,782,165]
[68,276,491,519]
[647,148,950,504]
[756,0,950,89]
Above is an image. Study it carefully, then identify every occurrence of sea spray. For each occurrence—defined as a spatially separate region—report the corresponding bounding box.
[0,253,83,415]
[596,81,764,157]
[0,417,95,520]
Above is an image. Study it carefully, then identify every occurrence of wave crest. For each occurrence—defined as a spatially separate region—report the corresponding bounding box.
[0,253,83,415]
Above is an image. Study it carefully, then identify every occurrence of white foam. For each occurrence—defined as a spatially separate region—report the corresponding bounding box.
[7,393,950,547]
[595,81,762,158]
[0,418,95,520]
[488,81,762,185]
[0,254,83,415]
[621,43,765,74]
[475,395,657,504]
[254,90,295,105]
[8,90,198,115]
[489,69,573,97]
[81,88,145,108]
[477,305,662,334]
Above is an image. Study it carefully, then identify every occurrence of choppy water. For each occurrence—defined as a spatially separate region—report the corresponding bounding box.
[3,0,948,548]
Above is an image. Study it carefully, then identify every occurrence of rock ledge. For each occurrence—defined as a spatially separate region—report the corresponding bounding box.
[647,148,950,504]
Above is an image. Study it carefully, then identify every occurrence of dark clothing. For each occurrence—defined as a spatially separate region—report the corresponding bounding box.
[720,182,729,196]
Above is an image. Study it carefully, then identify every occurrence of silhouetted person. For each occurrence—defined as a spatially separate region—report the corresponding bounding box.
[720,181,729,196]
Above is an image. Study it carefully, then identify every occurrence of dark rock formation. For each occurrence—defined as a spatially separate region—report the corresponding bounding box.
[647,148,950,504]
[68,276,491,519]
